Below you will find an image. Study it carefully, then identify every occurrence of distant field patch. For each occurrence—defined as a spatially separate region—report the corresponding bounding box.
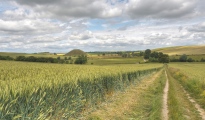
[154,45,205,55]
[88,57,144,65]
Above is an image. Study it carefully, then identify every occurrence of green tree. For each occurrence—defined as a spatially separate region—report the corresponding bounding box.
[179,54,187,62]
[187,58,194,62]
[144,49,151,59]
[57,56,61,60]
[74,55,87,64]
[0,56,14,60]
[122,53,128,58]
[158,54,169,63]
[149,57,158,62]
[150,51,159,58]
[16,56,26,61]
[139,51,144,56]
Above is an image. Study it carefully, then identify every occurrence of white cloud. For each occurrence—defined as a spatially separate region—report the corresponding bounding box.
[13,0,122,19]
[0,0,205,52]
[0,19,64,35]
[187,22,205,32]
[70,31,93,40]
[3,8,39,20]
[125,0,198,19]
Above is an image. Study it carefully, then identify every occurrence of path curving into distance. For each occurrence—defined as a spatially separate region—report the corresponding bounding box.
[162,71,169,120]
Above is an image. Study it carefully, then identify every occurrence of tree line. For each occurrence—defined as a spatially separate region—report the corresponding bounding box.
[0,55,87,64]
[143,49,169,63]
[170,54,205,62]
[143,50,205,63]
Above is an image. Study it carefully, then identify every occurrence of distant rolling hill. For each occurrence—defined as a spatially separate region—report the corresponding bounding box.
[153,45,205,55]
[65,49,86,56]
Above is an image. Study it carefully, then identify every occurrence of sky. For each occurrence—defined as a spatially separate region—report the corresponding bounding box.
[0,0,205,53]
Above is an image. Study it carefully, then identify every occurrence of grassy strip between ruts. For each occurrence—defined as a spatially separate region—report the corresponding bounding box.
[167,68,200,120]
[85,69,165,120]
[124,69,166,120]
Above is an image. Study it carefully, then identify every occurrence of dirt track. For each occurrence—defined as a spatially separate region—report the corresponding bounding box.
[162,71,169,120]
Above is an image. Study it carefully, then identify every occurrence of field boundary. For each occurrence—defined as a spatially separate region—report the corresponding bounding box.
[167,66,202,119]
[83,70,163,119]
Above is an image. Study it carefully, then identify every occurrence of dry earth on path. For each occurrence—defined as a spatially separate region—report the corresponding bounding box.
[162,71,169,120]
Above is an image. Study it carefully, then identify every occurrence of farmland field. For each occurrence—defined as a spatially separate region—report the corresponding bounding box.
[169,54,205,61]
[154,45,205,55]
[1,59,205,119]
[169,63,205,109]
[0,60,162,119]
[1,0,205,118]
[87,57,144,65]
[0,52,61,58]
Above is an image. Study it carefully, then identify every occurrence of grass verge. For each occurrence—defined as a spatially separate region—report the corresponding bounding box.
[125,70,166,120]
[84,69,165,120]
[168,66,205,109]
[167,68,200,120]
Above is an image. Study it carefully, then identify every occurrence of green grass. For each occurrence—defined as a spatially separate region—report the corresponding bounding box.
[167,69,184,120]
[167,67,201,120]
[124,70,166,120]
[83,70,163,120]
[169,63,205,109]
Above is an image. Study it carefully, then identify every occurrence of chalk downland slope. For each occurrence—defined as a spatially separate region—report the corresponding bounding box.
[153,45,205,55]
[65,49,86,56]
